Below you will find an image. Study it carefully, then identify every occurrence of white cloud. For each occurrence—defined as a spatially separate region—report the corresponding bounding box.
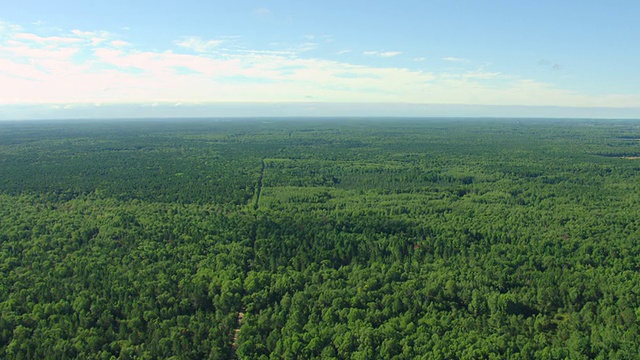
[292,42,317,52]
[110,40,130,47]
[234,49,296,56]
[14,32,83,44]
[71,29,111,46]
[271,41,318,53]
[0,21,22,34]
[0,43,79,61]
[0,21,639,109]
[175,37,224,53]
[443,57,469,63]
[0,58,48,80]
[463,71,501,79]
[364,51,402,57]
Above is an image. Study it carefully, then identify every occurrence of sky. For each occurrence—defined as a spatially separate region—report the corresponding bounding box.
[1,0,640,119]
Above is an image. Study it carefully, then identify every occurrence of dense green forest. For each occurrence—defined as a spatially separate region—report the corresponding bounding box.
[2,118,640,359]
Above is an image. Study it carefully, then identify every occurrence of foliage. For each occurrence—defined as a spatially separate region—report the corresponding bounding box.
[2,118,640,358]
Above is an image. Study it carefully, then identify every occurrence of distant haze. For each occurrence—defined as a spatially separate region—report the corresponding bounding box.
[0,103,639,121]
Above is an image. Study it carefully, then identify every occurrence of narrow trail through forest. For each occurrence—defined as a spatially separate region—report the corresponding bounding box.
[231,311,245,351]
[233,159,265,354]
[253,159,266,210]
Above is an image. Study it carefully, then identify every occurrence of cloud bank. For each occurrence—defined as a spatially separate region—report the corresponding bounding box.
[1,20,639,112]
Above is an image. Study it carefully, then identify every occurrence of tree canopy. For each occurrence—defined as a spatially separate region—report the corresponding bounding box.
[1,118,640,359]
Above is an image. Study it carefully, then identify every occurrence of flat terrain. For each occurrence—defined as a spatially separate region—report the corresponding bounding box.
[1,118,640,359]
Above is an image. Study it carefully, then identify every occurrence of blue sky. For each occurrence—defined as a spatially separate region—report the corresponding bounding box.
[1,0,640,119]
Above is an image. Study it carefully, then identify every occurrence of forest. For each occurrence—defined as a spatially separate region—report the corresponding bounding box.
[1,118,640,359]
